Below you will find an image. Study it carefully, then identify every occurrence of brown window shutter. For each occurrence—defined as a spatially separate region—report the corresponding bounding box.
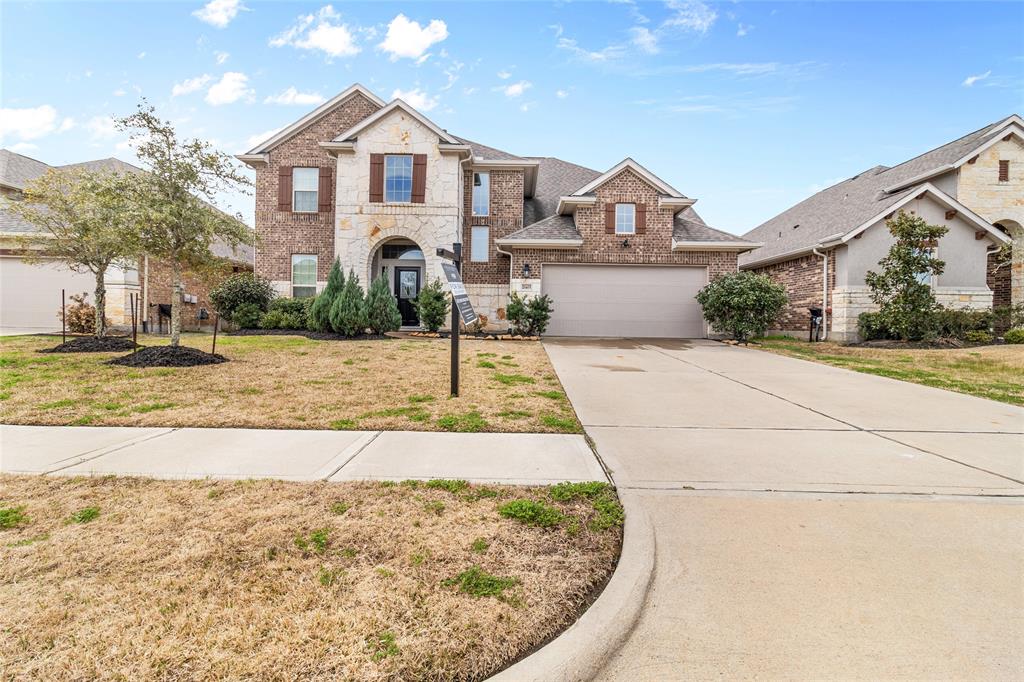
[605,203,616,234]
[636,203,646,234]
[411,154,427,203]
[999,160,1009,182]
[278,165,292,212]
[369,154,384,202]
[318,166,333,212]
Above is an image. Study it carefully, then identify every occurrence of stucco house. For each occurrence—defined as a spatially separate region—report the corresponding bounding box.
[237,83,758,338]
[739,115,1021,342]
[0,149,253,332]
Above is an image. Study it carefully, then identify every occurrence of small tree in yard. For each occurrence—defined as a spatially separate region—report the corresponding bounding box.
[365,274,402,335]
[414,278,450,332]
[116,102,253,347]
[309,258,343,332]
[209,273,274,323]
[507,292,555,335]
[6,168,136,337]
[330,269,367,337]
[695,272,787,343]
[864,210,948,341]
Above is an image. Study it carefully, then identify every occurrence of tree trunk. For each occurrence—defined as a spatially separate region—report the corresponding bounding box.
[94,268,107,338]
[170,260,182,347]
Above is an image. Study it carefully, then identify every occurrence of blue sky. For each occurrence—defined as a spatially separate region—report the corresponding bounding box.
[2,1,1022,234]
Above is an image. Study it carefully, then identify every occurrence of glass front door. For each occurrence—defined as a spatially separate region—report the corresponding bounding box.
[394,267,421,326]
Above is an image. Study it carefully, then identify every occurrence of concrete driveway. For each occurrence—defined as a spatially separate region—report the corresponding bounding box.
[544,338,1024,680]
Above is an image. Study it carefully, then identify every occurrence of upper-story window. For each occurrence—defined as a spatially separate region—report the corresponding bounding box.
[472,171,490,216]
[615,203,636,234]
[292,168,319,213]
[999,160,1010,182]
[385,155,413,202]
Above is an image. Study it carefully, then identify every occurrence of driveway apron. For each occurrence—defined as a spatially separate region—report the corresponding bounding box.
[544,338,1024,680]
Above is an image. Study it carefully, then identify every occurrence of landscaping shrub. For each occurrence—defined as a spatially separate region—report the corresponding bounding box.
[365,274,402,334]
[864,211,947,341]
[935,307,992,339]
[58,292,102,335]
[209,273,274,322]
[507,293,555,336]
[498,499,564,528]
[259,297,313,330]
[231,302,263,330]
[993,304,1024,333]
[414,278,450,332]
[1003,328,1024,344]
[309,258,343,332]
[964,330,994,344]
[857,312,893,341]
[695,271,788,342]
[330,269,367,337]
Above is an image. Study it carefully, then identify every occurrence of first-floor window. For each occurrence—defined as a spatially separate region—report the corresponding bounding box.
[615,203,636,234]
[291,254,317,298]
[914,246,936,286]
[292,168,319,212]
[471,226,490,262]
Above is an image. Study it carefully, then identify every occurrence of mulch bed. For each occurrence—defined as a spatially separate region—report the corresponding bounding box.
[227,329,390,341]
[38,336,138,354]
[106,346,227,368]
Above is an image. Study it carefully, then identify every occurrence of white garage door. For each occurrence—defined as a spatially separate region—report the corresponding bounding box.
[0,257,96,331]
[541,264,707,338]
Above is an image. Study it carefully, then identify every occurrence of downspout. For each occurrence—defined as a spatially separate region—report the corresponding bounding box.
[812,247,829,341]
[142,254,150,333]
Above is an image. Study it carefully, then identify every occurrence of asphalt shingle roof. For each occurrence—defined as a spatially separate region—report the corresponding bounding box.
[450,135,526,162]
[502,214,581,241]
[0,150,51,191]
[673,208,753,243]
[523,157,602,226]
[739,115,1018,267]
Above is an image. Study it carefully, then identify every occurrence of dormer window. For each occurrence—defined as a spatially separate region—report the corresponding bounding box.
[615,203,635,235]
[385,155,413,203]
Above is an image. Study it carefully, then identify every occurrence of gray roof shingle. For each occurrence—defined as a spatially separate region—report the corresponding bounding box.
[501,214,581,242]
[450,135,526,162]
[673,208,753,244]
[523,157,602,226]
[0,150,51,191]
[739,115,1018,267]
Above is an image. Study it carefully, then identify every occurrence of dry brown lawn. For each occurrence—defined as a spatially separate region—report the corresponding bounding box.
[0,333,580,433]
[0,474,621,681]
[756,337,1024,406]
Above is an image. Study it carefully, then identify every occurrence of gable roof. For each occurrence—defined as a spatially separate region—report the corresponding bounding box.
[332,98,460,145]
[569,157,687,198]
[243,83,386,155]
[739,114,1020,268]
[523,157,602,226]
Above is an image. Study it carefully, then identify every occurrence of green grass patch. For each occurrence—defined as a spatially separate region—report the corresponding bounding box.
[423,500,445,515]
[436,411,488,432]
[134,402,175,414]
[540,414,577,431]
[477,360,497,369]
[66,506,100,524]
[492,373,535,386]
[443,565,519,599]
[318,567,345,587]
[476,352,497,358]
[6,533,49,548]
[549,481,624,532]
[295,528,330,554]
[498,499,564,528]
[534,390,566,401]
[425,479,469,494]
[367,631,400,661]
[330,502,350,515]
[39,398,76,410]
[330,419,358,430]
[407,394,435,404]
[470,537,489,554]
[0,506,29,529]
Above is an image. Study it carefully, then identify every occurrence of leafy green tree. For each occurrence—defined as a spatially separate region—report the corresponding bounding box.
[507,292,555,335]
[414,277,450,332]
[5,168,137,337]
[365,274,402,335]
[864,210,948,341]
[209,273,274,322]
[115,102,253,346]
[309,258,343,332]
[695,271,788,342]
[330,269,367,337]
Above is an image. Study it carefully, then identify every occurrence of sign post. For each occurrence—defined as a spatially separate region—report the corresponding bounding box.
[437,244,478,397]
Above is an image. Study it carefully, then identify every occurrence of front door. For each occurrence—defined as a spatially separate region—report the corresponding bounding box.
[395,267,421,326]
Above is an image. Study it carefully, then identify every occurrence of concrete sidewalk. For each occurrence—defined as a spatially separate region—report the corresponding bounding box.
[0,424,607,484]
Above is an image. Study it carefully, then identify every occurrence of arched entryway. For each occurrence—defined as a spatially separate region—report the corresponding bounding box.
[369,237,427,327]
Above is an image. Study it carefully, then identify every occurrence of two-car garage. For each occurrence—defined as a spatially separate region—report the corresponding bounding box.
[540,264,707,338]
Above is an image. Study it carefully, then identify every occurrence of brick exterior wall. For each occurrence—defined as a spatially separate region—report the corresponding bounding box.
[750,249,836,332]
[254,93,381,284]
[509,168,741,279]
[987,248,1012,309]
[461,169,524,285]
[142,257,249,332]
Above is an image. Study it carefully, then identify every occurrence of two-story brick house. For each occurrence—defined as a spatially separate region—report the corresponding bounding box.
[238,83,758,338]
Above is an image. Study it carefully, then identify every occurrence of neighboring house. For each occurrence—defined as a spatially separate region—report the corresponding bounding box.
[739,115,1021,342]
[237,83,758,338]
[0,149,253,332]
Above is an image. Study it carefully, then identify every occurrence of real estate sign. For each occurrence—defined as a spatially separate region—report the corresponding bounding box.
[440,262,478,326]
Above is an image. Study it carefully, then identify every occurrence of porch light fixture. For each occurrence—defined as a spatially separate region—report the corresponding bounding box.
[621,238,630,248]
[522,263,531,278]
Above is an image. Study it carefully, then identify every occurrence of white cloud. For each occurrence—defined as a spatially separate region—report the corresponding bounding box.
[463,86,478,96]
[962,70,991,87]
[205,72,253,106]
[246,126,285,150]
[113,88,127,97]
[557,37,626,63]
[629,26,659,54]
[497,70,512,80]
[9,142,39,153]
[556,89,569,99]
[0,105,60,141]
[440,61,463,91]
[391,87,439,111]
[171,74,213,97]
[193,0,245,29]
[264,87,326,106]
[86,115,118,140]
[137,51,146,59]
[737,23,752,37]
[270,5,360,59]
[215,51,230,65]
[58,117,76,133]
[378,14,448,61]
[662,0,717,34]
[497,80,532,97]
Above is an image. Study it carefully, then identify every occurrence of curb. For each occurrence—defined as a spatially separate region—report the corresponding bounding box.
[487,491,656,681]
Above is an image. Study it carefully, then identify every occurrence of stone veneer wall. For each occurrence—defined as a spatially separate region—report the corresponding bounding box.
[750,249,836,335]
[829,286,994,342]
[253,92,382,294]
